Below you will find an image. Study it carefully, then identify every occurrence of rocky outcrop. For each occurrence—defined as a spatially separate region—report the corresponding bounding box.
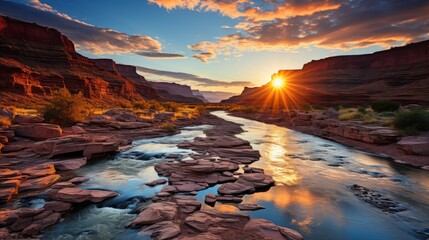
[0,16,159,103]
[151,82,205,103]
[223,40,429,106]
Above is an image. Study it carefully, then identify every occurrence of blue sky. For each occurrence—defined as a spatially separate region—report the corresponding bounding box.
[1,0,428,93]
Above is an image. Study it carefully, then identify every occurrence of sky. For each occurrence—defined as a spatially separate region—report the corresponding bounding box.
[1,0,428,93]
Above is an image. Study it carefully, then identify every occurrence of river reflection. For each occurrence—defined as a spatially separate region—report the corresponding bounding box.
[211,111,429,240]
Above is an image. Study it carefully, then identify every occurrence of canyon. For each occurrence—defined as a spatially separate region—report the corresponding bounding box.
[223,40,429,106]
[0,16,205,105]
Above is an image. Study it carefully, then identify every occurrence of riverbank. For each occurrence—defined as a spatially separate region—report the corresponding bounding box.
[0,109,303,239]
[129,113,303,240]
[229,111,429,170]
[0,109,203,238]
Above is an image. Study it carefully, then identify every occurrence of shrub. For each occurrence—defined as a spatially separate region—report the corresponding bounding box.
[148,100,164,111]
[117,99,133,109]
[42,88,90,126]
[358,106,367,113]
[339,112,363,121]
[133,100,149,110]
[0,116,11,126]
[162,102,179,112]
[362,112,378,124]
[160,122,177,133]
[371,100,400,113]
[194,105,207,115]
[394,109,429,135]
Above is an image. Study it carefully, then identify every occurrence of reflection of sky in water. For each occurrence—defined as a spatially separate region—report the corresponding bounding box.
[211,111,429,240]
[43,125,210,240]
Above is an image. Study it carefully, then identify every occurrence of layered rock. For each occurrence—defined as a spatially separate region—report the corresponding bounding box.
[0,16,159,103]
[151,82,205,103]
[223,40,429,106]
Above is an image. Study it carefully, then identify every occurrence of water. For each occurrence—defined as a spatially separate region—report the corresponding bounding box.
[43,112,429,240]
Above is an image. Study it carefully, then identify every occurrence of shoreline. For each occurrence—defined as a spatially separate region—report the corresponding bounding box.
[228,111,429,170]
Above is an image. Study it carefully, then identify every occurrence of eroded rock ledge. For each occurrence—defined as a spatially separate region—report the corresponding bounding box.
[131,114,303,240]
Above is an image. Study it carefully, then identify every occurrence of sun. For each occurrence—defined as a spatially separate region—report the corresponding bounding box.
[272,76,285,89]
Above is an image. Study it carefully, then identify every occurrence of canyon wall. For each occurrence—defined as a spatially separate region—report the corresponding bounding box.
[223,40,429,106]
[0,15,159,103]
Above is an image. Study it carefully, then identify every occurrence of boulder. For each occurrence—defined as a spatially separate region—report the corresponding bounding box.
[71,126,86,134]
[243,218,303,240]
[43,201,72,212]
[397,137,429,156]
[50,157,87,171]
[13,115,44,124]
[132,202,178,227]
[139,221,181,240]
[11,123,62,140]
[146,179,167,187]
[218,182,255,195]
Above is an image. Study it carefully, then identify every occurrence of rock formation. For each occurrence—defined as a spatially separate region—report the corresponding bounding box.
[151,82,206,103]
[223,40,429,106]
[0,15,159,103]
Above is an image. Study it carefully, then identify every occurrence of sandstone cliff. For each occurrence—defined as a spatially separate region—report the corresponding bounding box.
[223,40,429,106]
[0,15,159,103]
[151,82,205,103]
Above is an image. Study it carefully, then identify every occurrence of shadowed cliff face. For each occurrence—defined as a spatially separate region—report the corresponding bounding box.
[0,15,159,101]
[223,40,429,107]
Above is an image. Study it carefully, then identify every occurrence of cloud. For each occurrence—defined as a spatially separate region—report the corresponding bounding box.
[149,0,429,62]
[136,52,186,59]
[148,0,200,10]
[192,52,216,63]
[0,0,166,55]
[136,66,252,87]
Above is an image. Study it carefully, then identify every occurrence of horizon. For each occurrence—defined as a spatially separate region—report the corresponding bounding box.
[1,0,428,94]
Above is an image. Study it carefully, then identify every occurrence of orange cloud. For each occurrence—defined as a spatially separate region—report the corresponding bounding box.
[148,0,200,10]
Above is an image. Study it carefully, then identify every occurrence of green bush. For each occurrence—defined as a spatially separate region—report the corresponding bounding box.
[371,100,400,113]
[42,88,89,126]
[358,106,367,113]
[394,109,429,135]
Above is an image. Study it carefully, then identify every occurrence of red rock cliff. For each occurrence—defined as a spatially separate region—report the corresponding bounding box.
[0,15,159,102]
[223,40,429,106]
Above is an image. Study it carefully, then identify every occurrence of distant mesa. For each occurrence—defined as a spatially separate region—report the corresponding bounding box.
[223,40,429,107]
[0,15,204,104]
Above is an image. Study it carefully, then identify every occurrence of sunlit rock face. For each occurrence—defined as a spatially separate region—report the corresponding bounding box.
[0,16,159,101]
[223,40,429,106]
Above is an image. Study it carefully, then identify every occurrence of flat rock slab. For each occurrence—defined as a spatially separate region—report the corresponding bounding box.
[244,218,303,240]
[52,187,118,203]
[22,163,56,178]
[19,174,60,192]
[132,202,177,227]
[218,182,255,195]
[146,179,167,187]
[237,204,265,211]
[50,158,87,171]
[11,123,62,140]
[398,136,429,156]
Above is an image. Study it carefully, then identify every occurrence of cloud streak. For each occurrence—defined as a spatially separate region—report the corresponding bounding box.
[136,66,252,87]
[136,52,186,59]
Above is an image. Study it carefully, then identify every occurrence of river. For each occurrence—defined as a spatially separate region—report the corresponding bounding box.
[42,111,429,240]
